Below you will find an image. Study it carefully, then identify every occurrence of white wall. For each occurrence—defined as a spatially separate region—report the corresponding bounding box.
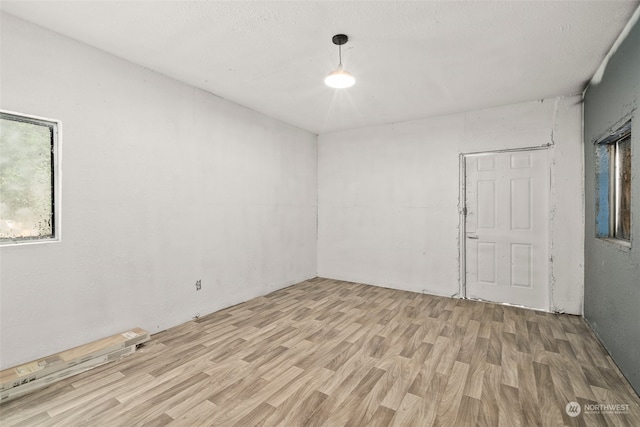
[0,11,586,370]
[0,13,317,369]
[318,97,584,314]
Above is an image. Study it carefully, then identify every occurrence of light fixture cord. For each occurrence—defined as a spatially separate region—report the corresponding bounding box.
[339,44,343,66]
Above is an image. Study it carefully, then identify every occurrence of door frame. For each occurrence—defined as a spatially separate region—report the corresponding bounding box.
[458,145,552,308]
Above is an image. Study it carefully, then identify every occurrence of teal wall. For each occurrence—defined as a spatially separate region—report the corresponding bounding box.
[583,12,640,394]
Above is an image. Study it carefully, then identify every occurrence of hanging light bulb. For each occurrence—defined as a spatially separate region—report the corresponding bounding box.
[325,64,355,89]
[325,34,355,89]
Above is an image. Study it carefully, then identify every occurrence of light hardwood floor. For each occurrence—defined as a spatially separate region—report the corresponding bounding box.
[1,277,639,426]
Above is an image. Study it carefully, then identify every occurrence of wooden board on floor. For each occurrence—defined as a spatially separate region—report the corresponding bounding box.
[0,327,149,392]
[0,345,137,403]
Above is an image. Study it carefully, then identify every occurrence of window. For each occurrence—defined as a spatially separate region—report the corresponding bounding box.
[596,119,631,242]
[0,111,60,244]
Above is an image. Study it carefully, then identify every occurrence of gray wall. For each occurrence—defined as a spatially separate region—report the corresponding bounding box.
[583,13,640,394]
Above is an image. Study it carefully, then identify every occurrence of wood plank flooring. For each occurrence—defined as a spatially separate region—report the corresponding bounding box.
[1,277,639,426]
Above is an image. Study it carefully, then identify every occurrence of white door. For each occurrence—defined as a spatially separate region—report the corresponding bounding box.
[464,149,549,310]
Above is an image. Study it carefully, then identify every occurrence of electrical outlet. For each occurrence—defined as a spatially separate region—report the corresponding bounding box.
[195,280,201,290]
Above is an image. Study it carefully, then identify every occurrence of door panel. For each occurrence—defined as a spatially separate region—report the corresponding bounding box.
[477,242,497,284]
[464,150,549,310]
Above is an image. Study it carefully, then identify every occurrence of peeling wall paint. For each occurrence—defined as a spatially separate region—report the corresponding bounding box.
[318,97,584,314]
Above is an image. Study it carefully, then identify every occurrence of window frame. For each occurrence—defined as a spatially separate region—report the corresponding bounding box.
[595,118,632,245]
[0,110,62,246]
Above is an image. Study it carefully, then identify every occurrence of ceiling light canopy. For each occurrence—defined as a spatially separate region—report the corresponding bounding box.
[325,34,355,89]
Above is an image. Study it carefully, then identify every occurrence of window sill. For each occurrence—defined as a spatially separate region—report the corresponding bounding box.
[597,237,631,252]
[0,237,60,248]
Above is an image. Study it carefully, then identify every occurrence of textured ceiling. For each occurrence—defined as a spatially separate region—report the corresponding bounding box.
[1,1,639,134]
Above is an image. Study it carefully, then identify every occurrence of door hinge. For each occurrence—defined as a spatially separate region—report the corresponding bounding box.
[462,206,467,216]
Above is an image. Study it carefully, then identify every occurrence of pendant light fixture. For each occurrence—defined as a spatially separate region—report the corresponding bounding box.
[325,34,355,89]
